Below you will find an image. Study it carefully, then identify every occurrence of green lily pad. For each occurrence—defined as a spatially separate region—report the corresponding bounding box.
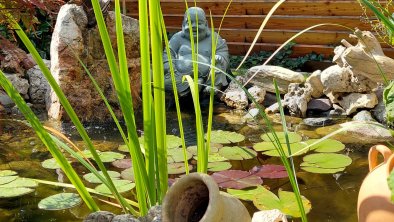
[0,187,35,198]
[218,146,257,160]
[260,132,302,143]
[207,162,232,172]
[140,135,182,149]
[97,151,125,163]
[187,145,219,156]
[38,193,82,210]
[83,171,121,184]
[304,139,345,153]
[0,176,18,185]
[75,150,101,159]
[193,153,228,162]
[0,170,17,177]
[167,149,192,163]
[301,153,352,174]
[0,178,38,188]
[118,144,129,153]
[254,142,307,157]
[227,186,269,201]
[41,158,72,170]
[206,130,245,144]
[95,180,136,194]
[252,188,311,218]
[168,163,193,174]
[120,167,135,181]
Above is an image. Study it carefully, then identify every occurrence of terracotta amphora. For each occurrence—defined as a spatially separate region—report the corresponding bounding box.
[162,172,251,222]
[357,145,394,222]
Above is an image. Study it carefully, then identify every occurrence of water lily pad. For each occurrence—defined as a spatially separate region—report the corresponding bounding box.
[206,130,245,144]
[254,142,307,157]
[38,193,82,210]
[0,170,17,177]
[83,171,120,184]
[253,189,311,218]
[168,163,193,174]
[167,149,192,163]
[301,153,352,174]
[120,167,134,181]
[140,135,182,149]
[187,145,219,156]
[75,150,101,159]
[97,151,125,163]
[207,162,232,172]
[194,153,228,162]
[304,139,345,153]
[211,170,263,189]
[112,159,132,169]
[0,176,18,185]
[41,158,71,170]
[250,165,288,179]
[260,132,302,143]
[0,178,38,188]
[0,187,34,198]
[227,186,270,201]
[95,180,135,194]
[218,146,257,160]
[118,144,129,153]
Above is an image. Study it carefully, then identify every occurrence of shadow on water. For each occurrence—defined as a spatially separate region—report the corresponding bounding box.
[0,104,375,221]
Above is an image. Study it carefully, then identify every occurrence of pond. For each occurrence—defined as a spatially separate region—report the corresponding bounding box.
[0,105,375,222]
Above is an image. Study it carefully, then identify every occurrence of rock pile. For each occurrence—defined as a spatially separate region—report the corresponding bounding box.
[221,29,392,124]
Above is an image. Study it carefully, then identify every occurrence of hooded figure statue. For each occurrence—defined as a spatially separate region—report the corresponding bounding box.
[163,7,229,97]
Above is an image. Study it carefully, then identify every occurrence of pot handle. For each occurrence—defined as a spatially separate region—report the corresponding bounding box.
[368,145,392,172]
[386,153,394,176]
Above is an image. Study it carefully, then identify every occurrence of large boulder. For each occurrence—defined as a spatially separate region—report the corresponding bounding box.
[27,60,50,105]
[305,70,324,98]
[337,92,378,115]
[246,65,304,94]
[48,4,141,122]
[4,73,30,99]
[320,65,377,94]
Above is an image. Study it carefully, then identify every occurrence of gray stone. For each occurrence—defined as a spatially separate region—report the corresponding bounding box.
[282,83,312,117]
[307,98,332,111]
[244,108,260,120]
[306,70,324,98]
[371,87,386,124]
[246,65,305,94]
[337,93,378,115]
[139,205,162,222]
[27,60,50,104]
[49,4,141,122]
[112,214,140,222]
[0,90,14,108]
[4,73,29,98]
[353,110,376,122]
[328,104,346,117]
[263,92,278,107]
[303,117,335,127]
[83,211,115,222]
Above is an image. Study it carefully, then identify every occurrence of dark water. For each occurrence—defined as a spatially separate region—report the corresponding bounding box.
[0,107,373,222]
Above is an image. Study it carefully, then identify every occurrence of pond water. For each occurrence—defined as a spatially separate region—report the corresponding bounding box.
[0,105,375,222]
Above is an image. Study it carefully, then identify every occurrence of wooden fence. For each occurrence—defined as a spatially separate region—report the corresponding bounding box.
[124,0,394,58]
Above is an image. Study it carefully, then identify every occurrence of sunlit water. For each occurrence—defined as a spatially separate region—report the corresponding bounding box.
[0,105,373,222]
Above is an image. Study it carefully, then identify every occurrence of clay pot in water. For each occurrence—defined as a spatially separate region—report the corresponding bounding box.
[162,172,251,222]
[357,145,394,222]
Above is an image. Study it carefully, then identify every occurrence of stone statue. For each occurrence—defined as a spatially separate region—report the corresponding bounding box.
[163,7,229,97]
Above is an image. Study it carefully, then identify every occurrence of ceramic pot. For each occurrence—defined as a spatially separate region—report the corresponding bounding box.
[357,145,394,222]
[162,172,251,222]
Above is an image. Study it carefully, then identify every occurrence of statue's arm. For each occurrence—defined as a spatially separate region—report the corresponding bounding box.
[163,33,182,75]
[214,34,229,71]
